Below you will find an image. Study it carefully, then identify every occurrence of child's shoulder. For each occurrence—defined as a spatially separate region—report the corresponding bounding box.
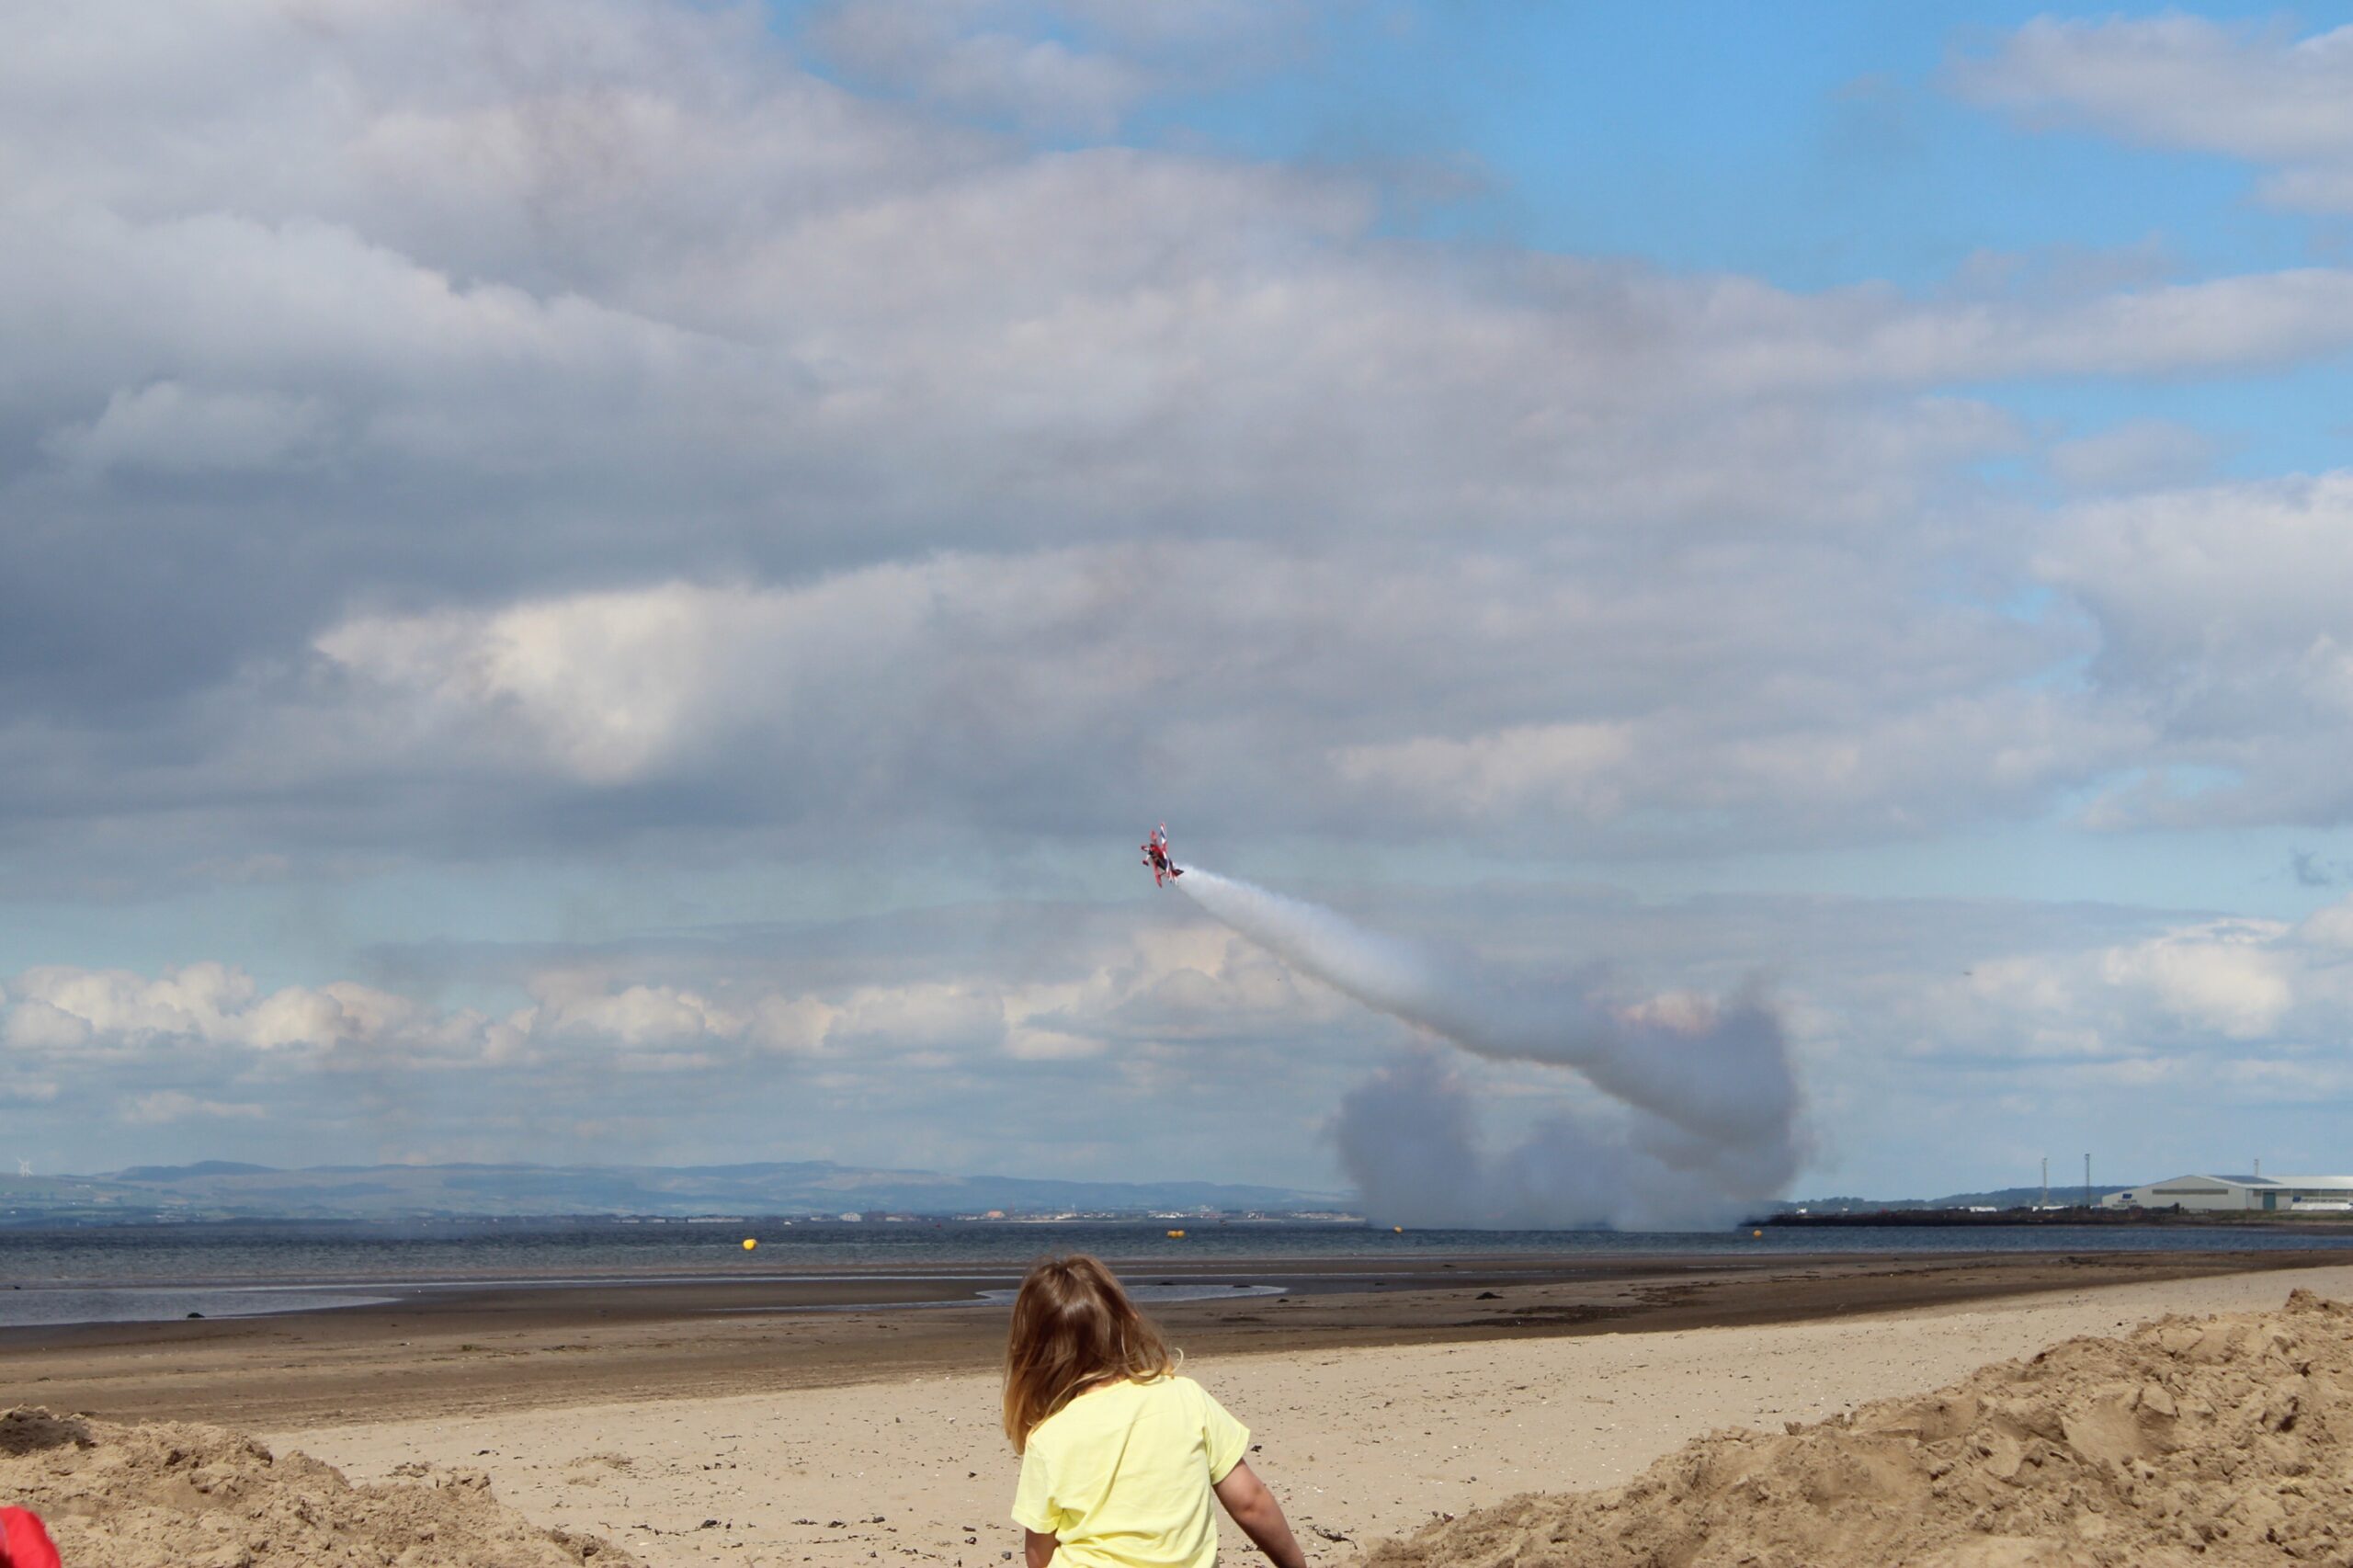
[1109,1371,1211,1410]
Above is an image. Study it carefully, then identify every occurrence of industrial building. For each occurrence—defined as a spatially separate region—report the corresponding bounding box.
[2102,1174,2353,1213]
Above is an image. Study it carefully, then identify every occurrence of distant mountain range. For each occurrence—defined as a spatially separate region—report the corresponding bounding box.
[0,1158,1348,1223]
[0,1159,2138,1227]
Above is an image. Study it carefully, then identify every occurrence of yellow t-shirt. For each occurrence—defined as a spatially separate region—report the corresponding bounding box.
[1010,1374,1251,1568]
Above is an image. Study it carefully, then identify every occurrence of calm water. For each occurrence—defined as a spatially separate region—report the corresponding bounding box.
[2,1220,2346,1328]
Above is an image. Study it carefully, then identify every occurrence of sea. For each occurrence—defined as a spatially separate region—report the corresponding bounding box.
[4,1218,2349,1330]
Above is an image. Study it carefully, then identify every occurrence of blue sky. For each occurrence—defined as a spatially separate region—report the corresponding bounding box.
[6,1,2353,1217]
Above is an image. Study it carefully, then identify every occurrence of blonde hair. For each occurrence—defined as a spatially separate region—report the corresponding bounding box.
[1002,1254,1176,1449]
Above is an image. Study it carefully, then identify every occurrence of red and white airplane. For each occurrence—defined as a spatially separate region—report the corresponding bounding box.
[1141,824,1184,887]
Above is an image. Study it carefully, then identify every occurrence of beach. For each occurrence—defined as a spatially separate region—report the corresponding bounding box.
[11,1247,2352,1563]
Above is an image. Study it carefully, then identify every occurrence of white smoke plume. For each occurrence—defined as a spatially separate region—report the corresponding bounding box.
[1177,868,1802,1229]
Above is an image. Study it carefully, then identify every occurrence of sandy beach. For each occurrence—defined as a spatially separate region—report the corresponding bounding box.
[199,1256,2349,1563]
[10,1250,2351,1564]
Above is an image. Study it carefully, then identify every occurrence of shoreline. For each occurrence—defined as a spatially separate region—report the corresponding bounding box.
[1762,1207,2353,1230]
[13,1245,2349,1431]
[11,1223,2352,1327]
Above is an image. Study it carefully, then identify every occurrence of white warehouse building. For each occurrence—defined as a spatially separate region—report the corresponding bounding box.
[2103,1174,2353,1213]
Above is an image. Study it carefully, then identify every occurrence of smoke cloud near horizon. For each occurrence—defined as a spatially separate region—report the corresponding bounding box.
[1177,868,1802,1230]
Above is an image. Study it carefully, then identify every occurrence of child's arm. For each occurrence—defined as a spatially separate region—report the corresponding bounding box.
[1024,1528,1058,1567]
[1212,1460,1309,1568]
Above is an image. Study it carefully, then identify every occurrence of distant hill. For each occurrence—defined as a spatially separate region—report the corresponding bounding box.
[114,1160,276,1181]
[0,1159,1347,1224]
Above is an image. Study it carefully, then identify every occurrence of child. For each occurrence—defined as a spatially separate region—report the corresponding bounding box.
[1005,1255,1308,1568]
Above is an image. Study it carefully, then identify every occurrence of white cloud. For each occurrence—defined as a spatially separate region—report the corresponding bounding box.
[799,0,1318,135]
[2094,922,2297,1041]
[0,906,1405,1173]
[301,567,944,783]
[1937,906,2353,1061]
[1958,17,2353,212]
[1003,1026,1104,1062]
[2038,471,2353,826]
[2302,899,2353,951]
[0,920,1358,1093]
[4,1001,93,1052]
[124,1090,267,1125]
[526,973,746,1051]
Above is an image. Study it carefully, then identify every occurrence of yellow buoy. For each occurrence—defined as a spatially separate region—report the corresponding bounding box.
[1165,1229,1186,1239]
[1392,1225,1404,1233]
[1751,1230,1763,1239]
[742,1237,758,1251]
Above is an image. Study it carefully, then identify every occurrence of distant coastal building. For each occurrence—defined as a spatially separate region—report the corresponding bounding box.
[2103,1174,2353,1212]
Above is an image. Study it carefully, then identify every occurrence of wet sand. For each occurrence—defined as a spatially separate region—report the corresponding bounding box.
[12,1246,2349,1430]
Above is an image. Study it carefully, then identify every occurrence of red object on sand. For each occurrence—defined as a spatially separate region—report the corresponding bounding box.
[0,1507,62,1568]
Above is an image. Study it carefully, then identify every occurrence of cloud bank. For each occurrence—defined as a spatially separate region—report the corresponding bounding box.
[7,0,2353,891]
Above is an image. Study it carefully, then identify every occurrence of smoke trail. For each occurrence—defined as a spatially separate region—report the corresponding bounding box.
[1176,868,1801,1228]
[1335,1052,1795,1231]
[1177,869,1794,1143]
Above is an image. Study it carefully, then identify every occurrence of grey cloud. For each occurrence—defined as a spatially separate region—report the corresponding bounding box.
[2293,850,2348,888]
[0,531,2146,890]
[13,0,2353,882]
[2046,419,2216,494]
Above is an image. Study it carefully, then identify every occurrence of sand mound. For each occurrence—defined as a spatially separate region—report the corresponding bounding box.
[0,1406,639,1568]
[1362,1287,2353,1568]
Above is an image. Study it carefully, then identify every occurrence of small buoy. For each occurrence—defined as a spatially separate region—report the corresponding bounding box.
[1751,1229,1763,1239]
[1165,1229,1186,1239]
[742,1237,757,1251]
[1392,1225,1404,1233]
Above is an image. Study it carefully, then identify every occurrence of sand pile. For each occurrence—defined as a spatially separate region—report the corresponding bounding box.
[0,1406,639,1568]
[1363,1287,2353,1568]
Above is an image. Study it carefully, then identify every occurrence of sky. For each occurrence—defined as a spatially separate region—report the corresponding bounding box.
[7,1,2353,1202]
